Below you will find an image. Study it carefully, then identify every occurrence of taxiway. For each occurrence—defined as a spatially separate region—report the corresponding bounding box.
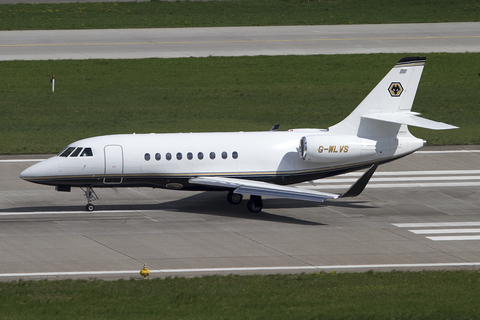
[1,146,479,280]
[1,22,480,61]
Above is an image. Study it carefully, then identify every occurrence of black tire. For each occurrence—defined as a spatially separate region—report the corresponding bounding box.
[86,203,95,211]
[247,199,262,213]
[227,191,243,205]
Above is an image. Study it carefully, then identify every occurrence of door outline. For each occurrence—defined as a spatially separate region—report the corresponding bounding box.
[104,145,124,184]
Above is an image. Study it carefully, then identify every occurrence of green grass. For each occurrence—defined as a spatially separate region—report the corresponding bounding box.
[1,53,477,154]
[1,271,479,319]
[1,0,479,31]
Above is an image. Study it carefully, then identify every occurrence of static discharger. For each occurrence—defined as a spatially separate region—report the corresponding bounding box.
[140,263,150,279]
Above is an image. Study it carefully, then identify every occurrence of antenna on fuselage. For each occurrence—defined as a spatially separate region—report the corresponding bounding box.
[270,124,280,131]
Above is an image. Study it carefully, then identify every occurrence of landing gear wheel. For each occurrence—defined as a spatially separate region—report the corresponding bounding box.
[247,195,263,213]
[247,200,262,213]
[227,191,243,205]
[81,186,99,212]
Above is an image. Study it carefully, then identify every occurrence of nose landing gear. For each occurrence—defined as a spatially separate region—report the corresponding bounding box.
[81,186,98,211]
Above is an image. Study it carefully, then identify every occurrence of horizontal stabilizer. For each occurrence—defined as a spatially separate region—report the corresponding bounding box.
[362,112,458,130]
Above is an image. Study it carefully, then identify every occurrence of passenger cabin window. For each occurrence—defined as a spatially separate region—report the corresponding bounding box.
[187,152,193,160]
[222,151,227,159]
[232,151,238,159]
[155,153,161,161]
[166,153,172,161]
[210,152,216,160]
[145,153,151,161]
[177,152,182,160]
[198,152,204,160]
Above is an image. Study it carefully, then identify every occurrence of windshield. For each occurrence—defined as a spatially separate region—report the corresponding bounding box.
[57,146,94,157]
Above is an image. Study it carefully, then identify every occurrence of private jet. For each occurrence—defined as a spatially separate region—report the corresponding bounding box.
[20,57,457,212]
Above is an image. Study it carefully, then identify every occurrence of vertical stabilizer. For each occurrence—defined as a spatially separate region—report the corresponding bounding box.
[328,57,426,136]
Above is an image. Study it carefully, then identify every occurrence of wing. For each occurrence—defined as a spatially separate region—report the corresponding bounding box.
[189,164,378,202]
[189,176,339,202]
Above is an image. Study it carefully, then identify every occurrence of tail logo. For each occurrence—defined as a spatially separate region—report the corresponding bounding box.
[388,82,404,97]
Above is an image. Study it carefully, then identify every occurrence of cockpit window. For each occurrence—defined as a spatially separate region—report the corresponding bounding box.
[80,148,93,157]
[70,147,83,157]
[59,147,75,157]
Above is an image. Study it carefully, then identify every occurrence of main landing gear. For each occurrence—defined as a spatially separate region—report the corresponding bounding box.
[227,191,243,205]
[81,186,98,211]
[227,191,263,213]
[247,195,263,213]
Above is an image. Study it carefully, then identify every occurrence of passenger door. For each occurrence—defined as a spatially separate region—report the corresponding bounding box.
[104,145,123,184]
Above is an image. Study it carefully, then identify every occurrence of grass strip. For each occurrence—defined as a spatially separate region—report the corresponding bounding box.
[1,53,477,154]
[0,271,479,319]
[0,0,479,31]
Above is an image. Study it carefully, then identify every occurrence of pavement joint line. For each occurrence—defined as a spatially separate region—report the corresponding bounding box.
[1,262,479,278]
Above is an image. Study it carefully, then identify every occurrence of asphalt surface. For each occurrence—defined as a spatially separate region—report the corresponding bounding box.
[1,14,480,280]
[1,146,479,280]
[1,22,480,61]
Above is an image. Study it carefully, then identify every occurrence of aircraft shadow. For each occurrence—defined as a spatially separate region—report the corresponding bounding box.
[0,192,376,226]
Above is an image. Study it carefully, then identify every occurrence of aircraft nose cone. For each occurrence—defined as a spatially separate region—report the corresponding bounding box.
[20,157,58,180]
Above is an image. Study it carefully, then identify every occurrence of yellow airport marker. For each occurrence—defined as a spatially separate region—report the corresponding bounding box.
[140,263,150,279]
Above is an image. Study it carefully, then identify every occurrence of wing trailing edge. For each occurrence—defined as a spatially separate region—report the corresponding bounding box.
[189,165,379,204]
[189,176,339,203]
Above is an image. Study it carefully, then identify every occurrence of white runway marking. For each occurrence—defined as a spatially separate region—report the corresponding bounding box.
[393,222,480,241]
[1,262,479,278]
[0,159,45,162]
[427,236,480,241]
[393,222,480,228]
[416,150,480,154]
[304,182,480,190]
[0,210,153,216]
[410,228,480,234]
[314,175,480,183]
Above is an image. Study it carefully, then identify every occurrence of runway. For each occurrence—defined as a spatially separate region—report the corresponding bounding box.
[1,19,480,279]
[1,22,480,61]
[1,146,479,280]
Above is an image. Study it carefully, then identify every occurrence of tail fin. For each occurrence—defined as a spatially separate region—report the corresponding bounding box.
[328,57,457,137]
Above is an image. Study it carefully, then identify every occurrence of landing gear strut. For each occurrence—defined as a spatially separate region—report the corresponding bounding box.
[81,186,98,211]
[247,195,263,213]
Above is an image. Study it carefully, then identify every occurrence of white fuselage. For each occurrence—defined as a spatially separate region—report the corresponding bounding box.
[20,129,424,190]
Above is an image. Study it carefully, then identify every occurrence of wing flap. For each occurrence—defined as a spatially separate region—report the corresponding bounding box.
[362,112,458,130]
[189,177,339,203]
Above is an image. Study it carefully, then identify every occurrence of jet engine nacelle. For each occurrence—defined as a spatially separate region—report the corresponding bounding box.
[298,135,377,163]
